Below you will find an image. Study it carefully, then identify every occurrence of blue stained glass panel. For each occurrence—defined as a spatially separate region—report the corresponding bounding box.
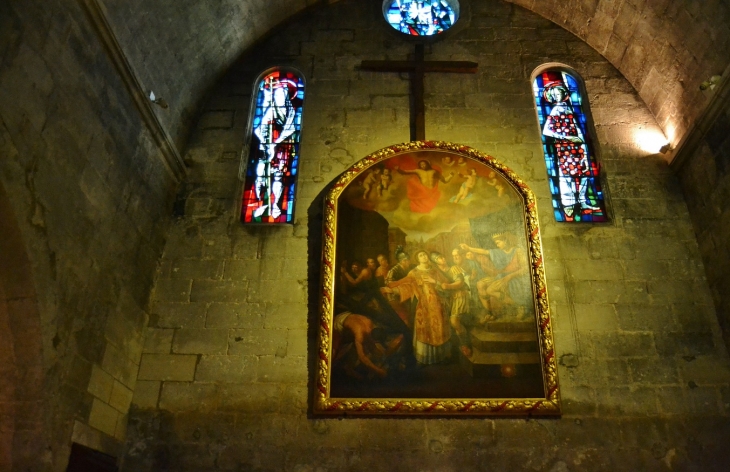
[532,70,607,223]
[241,70,305,224]
[384,0,458,36]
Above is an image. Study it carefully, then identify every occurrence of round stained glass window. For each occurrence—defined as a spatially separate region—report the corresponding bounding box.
[383,0,459,37]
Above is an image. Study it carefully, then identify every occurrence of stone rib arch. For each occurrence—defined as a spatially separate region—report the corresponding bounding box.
[503,0,730,147]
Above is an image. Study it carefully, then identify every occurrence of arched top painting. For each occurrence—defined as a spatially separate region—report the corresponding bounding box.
[532,68,608,222]
[383,0,459,36]
[240,69,305,224]
[314,141,560,416]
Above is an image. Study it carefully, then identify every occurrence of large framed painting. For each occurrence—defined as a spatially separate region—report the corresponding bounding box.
[314,141,560,416]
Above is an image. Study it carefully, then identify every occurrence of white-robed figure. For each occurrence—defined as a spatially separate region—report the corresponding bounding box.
[541,83,600,218]
[252,75,298,219]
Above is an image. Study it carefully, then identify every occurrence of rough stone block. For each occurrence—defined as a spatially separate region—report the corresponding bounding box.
[223,259,261,281]
[217,383,281,412]
[586,332,656,358]
[573,281,649,305]
[102,343,139,390]
[114,413,128,441]
[672,302,717,332]
[228,329,288,356]
[628,358,680,385]
[195,355,257,383]
[150,302,207,329]
[687,387,722,415]
[615,304,676,331]
[109,380,134,413]
[138,354,197,381]
[172,329,228,355]
[574,303,619,331]
[569,261,623,281]
[655,386,691,415]
[87,365,114,403]
[158,382,219,412]
[168,259,224,280]
[677,355,730,385]
[198,110,234,129]
[247,278,306,303]
[256,355,307,383]
[264,303,309,330]
[596,386,659,416]
[206,302,265,328]
[286,330,308,357]
[621,259,666,280]
[190,280,248,303]
[279,384,309,415]
[654,332,715,357]
[143,328,174,353]
[356,419,426,451]
[154,279,192,303]
[559,384,597,416]
[131,381,161,409]
[88,399,119,437]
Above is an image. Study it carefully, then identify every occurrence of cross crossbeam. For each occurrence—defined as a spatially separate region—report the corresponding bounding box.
[359,44,478,141]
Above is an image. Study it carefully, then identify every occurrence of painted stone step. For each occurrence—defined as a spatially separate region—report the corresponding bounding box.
[459,351,541,378]
[480,320,535,333]
[469,351,541,365]
[469,327,539,353]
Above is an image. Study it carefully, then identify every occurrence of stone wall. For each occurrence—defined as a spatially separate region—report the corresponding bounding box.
[123,1,730,470]
[0,0,178,469]
[100,0,318,153]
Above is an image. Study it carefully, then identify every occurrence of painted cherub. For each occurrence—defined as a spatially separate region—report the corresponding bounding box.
[378,168,392,196]
[453,168,478,204]
[484,170,505,197]
[362,167,381,199]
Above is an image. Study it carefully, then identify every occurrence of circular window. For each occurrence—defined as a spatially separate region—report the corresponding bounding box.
[383,0,460,37]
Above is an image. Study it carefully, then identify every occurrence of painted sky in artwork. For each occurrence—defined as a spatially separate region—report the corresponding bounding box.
[343,151,519,241]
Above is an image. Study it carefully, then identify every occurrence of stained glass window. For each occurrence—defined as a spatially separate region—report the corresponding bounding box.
[241,70,305,224]
[532,69,607,222]
[383,0,459,36]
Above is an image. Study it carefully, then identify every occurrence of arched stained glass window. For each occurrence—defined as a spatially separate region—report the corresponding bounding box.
[241,69,305,224]
[532,69,607,222]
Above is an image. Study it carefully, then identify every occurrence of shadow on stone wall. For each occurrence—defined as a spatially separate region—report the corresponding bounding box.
[0,182,47,471]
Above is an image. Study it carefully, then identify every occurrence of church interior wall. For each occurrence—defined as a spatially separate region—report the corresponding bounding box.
[86,0,730,157]
[120,1,730,470]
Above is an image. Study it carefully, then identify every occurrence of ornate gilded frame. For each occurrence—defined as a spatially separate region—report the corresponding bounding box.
[314,141,560,416]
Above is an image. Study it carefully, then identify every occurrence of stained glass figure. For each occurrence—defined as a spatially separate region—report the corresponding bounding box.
[383,0,458,36]
[241,70,304,224]
[532,70,607,222]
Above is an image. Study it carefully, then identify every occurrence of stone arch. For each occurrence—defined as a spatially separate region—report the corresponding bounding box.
[0,181,46,471]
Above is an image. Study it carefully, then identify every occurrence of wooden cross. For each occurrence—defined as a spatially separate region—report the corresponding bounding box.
[360,44,478,141]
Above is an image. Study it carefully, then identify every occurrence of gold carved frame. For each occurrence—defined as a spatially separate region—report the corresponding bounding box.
[315,141,560,416]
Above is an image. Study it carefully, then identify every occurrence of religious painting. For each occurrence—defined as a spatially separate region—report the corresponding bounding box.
[315,141,560,416]
[240,69,304,224]
[532,68,608,222]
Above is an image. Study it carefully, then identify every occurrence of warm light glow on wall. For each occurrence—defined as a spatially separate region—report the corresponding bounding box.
[664,122,678,146]
[633,126,669,154]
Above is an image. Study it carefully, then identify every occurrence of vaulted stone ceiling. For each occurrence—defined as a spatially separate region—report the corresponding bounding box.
[103,0,729,153]
[505,0,730,148]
